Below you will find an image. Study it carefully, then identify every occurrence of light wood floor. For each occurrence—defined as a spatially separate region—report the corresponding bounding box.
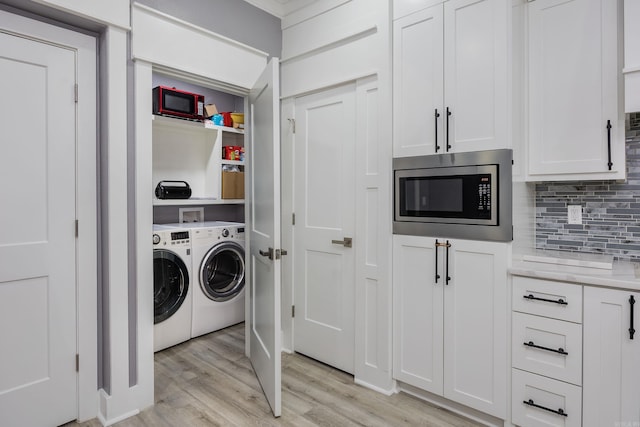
[68,323,481,426]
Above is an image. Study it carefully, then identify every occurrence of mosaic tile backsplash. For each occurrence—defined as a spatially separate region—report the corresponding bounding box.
[535,114,640,262]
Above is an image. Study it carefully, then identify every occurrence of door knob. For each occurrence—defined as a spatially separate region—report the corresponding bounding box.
[331,237,353,248]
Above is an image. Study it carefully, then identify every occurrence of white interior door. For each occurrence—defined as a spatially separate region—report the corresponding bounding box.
[293,84,356,374]
[0,31,78,426]
[247,58,282,417]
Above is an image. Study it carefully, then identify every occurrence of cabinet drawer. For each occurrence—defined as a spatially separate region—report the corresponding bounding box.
[512,277,582,322]
[512,369,581,427]
[512,312,582,385]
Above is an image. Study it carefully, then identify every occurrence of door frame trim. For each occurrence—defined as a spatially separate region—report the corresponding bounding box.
[0,8,98,422]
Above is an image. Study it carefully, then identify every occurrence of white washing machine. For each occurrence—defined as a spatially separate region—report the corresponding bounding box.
[152,225,192,352]
[183,221,246,338]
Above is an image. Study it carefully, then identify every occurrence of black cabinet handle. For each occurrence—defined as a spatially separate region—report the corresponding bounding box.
[435,109,441,153]
[523,399,568,417]
[523,294,568,305]
[523,341,568,355]
[445,240,451,285]
[630,295,636,340]
[445,107,452,152]
[434,239,441,284]
[606,120,613,171]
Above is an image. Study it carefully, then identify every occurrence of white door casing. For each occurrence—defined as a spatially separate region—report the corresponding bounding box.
[293,84,356,374]
[247,58,282,417]
[0,30,78,427]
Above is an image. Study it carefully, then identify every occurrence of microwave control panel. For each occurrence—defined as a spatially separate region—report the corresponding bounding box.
[477,177,491,212]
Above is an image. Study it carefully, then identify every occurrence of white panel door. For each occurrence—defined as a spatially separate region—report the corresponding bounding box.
[393,4,444,157]
[528,0,621,177]
[0,31,78,426]
[294,84,356,374]
[392,235,444,394]
[583,287,640,427]
[443,239,508,418]
[444,0,507,153]
[247,58,282,417]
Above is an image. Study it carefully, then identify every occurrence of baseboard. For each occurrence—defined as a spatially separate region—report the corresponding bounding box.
[353,378,395,396]
[397,382,504,427]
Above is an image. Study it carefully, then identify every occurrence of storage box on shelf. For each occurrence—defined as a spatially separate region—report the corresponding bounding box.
[152,114,245,205]
[393,234,508,419]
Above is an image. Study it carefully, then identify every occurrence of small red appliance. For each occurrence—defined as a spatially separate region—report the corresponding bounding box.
[152,86,205,121]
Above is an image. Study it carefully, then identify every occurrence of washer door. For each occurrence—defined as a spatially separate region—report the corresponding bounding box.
[200,241,245,302]
[154,249,189,324]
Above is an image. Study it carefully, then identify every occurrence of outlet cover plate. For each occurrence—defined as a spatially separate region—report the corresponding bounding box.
[568,205,582,225]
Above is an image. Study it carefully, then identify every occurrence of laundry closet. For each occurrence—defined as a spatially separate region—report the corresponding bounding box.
[150,73,248,352]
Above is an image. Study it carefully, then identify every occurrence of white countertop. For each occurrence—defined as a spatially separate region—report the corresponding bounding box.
[510,250,640,291]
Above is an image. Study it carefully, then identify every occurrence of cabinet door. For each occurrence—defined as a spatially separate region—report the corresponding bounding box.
[527,0,623,180]
[583,287,640,426]
[443,0,508,153]
[392,235,444,394]
[392,5,444,157]
[443,239,508,418]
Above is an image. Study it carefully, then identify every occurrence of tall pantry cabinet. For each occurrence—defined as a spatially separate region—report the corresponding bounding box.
[391,0,512,420]
[393,0,509,157]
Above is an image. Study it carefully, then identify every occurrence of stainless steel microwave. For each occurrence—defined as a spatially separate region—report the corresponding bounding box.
[393,149,513,242]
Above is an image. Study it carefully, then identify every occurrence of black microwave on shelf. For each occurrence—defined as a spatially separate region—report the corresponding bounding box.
[393,149,513,242]
[153,86,205,121]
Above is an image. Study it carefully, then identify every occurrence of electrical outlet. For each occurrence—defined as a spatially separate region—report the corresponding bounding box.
[567,205,582,225]
[179,207,204,223]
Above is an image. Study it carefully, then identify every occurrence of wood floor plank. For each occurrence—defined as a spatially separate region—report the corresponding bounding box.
[66,324,482,427]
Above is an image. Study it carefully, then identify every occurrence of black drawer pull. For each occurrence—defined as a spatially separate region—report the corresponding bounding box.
[523,294,568,305]
[523,341,568,355]
[630,295,636,340]
[523,399,568,417]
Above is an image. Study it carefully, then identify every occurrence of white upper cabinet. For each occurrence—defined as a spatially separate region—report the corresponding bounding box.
[526,0,624,181]
[393,5,444,157]
[393,0,509,157]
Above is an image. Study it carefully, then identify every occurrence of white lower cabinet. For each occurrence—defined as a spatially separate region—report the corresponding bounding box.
[512,277,640,427]
[393,235,508,418]
[511,277,583,427]
[583,287,640,427]
[512,369,582,427]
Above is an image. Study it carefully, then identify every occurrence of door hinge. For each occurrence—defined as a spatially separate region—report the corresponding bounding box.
[288,118,296,134]
[292,213,296,225]
[76,354,79,372]
[75,219,79,237]
[292,305,295,318]
[74,84,78,103]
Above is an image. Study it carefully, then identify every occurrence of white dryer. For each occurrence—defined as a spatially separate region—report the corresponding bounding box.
[187,221,246,338]
[152,225,192,352]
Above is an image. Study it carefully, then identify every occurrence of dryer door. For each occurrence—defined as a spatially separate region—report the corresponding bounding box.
[199,241,245,302]
[154,249,190,324]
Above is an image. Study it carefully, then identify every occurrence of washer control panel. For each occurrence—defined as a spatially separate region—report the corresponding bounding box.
[153,229,190,247]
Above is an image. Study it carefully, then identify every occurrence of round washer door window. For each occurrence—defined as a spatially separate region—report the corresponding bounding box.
[200,241,245,302]
[154,249,189,324]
